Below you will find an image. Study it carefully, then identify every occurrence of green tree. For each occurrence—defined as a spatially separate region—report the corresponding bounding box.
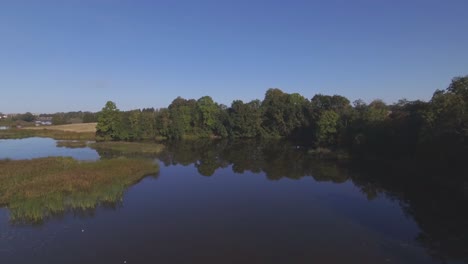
[366,99,388,122]
[418,76,468,161]
[197,96,218,133]
[261,89,308,137]
[155,108,171,138]
[261,88,288,136]
[316,110,339,146]
[128,110,142,140]
[51,113,67,125]
[19,112,35,122]
[140,109,157,140]
[167,97,195,139]
[82,112,97,123]
[96,101,121,141]
[228,100,263,138]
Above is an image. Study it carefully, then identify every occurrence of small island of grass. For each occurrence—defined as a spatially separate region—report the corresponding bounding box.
[0,157,159,223]
[56,140,89,148]
[89,141,164,155]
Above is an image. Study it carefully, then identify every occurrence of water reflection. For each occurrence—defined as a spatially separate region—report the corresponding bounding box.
[349,162,468,263]
[1,138,467,263]
[0,137,99,160]
[96,139,467,263]
[154,139,348,182]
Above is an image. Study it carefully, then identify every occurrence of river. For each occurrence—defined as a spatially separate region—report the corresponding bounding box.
[0,138,466,264]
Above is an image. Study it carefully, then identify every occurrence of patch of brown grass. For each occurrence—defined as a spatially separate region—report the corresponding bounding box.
[0,157,157,203]
[0,157,159,223]
[89,141,164,154]
[56,140,89,148]
[25,123,97,133]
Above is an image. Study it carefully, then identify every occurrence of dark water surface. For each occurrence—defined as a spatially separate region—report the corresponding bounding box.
[0,138,466,264]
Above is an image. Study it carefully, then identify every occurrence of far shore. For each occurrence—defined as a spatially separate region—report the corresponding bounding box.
[24,122,97,133]
[0,123,97,140]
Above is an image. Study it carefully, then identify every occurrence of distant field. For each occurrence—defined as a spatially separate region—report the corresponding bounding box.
[25,123,97,133]
[0,123,97,140]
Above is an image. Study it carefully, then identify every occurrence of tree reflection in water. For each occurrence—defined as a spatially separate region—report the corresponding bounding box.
[50,139,468,263]
[150,139,467,263]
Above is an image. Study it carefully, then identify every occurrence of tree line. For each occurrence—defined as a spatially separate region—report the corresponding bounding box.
[96,75,467,161]
[1,111,97,125]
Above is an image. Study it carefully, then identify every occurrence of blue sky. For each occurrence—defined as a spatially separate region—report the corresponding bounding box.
[1,0,467,113]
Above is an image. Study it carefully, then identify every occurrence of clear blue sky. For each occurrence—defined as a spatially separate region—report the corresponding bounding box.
[1,0,467,113]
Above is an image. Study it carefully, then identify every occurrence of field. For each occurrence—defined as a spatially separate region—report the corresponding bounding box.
[24,123,97,133]
[0,123,97,140]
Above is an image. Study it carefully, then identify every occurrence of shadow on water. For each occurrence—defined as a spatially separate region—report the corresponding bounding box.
[349,161,468,264]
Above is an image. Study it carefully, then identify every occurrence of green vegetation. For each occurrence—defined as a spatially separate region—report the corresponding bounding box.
[50,111,97,125]
[95,75,468,163]
[15,112,35,122]
[56,140,89,148]
[96,101,121,141]
[0,157,159,223]
[89,141,164,155]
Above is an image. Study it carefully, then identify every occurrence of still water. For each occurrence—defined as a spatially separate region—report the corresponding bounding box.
[0,138,466,264]
[0,138,98,160]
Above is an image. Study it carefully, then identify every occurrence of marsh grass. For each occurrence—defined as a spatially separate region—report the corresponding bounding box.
[0,157,159,223]
[89,141,164,154]
[56,140,89,148]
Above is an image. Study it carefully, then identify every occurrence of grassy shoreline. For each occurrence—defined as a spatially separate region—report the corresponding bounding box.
[0,157,159,223]
[89,141,164,154]
[56,140,90,148]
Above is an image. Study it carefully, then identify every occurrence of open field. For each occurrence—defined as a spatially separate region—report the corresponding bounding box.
[25,123,97,133]
[0,123,97,140]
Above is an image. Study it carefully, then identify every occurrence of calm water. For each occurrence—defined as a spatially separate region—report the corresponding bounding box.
[0,138,466,264]
[0,138,99,160]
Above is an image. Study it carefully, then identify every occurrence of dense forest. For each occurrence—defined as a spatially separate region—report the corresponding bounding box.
[96,75,467,161]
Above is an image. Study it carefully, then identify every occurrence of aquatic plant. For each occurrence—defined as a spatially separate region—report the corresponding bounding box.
[0,157,159,223]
